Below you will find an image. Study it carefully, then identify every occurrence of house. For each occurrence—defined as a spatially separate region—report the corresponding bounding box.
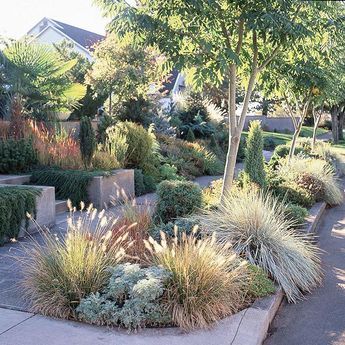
[27,18,185,107]
[27,17,104,61]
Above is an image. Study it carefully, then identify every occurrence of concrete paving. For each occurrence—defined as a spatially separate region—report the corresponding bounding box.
[264,194,345,345]
[0,307,245,345]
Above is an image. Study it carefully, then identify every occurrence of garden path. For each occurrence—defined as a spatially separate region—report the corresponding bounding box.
[264,186,345,345]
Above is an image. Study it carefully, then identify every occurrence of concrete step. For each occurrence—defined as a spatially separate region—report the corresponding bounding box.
[0,174,31,185]
[55,200,68,214]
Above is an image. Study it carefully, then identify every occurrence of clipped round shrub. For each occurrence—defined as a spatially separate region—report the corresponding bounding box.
[263,137,276,151]
[155,180,202,223]
[269,144,305,169]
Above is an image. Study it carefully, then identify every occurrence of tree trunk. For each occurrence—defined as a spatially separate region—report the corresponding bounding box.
[109,90,112,117]
[221,64,258,201]
[289,121,303,158]
[338,109,344,141]
[331,106,339,144]
[312,107,321,150]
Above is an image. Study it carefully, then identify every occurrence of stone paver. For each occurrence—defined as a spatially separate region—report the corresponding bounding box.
[264,191,345,345]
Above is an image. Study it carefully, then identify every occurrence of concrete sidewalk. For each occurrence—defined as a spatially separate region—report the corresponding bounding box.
[0,303,245,345]
[264,195,345,345]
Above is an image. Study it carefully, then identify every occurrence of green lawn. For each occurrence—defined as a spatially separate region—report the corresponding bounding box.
[242,126,329,147]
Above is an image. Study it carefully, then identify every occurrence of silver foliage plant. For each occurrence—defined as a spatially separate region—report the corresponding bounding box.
[193,189,323,303]
[77,263,171,330]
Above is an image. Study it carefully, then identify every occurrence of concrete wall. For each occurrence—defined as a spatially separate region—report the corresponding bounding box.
[242,116,299,133]
[87,169,135,209]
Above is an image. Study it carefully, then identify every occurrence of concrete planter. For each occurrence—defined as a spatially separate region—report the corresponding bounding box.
[0,185,55,239]
[87,169,135,209]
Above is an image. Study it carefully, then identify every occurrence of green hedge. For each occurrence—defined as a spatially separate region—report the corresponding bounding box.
[0,138,37,173]
[155,180,202,223]
[0,186,40,244]
[30,168,108,207]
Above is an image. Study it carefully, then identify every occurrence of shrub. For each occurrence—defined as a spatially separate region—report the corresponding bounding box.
[278,157,343,206]
[77,263,171,330]
[202,178,223,209]
[271,182,316,208]
[134,169,145,196]
[194,189,322,302]
[0,138,37,173]
[79,117,96,168]
[20,206,128,319]
[186,128,195,142]
[159,163,183,181]
[134,169,157,196]
[284,203,308,226]
[247,265,275,299]
[30,168,105,206]
[155,181,202,223]
[115,122,156,169]
[158,134,223,178]
[263,137,276,151]
[146,233,250,330]
[0,186,40,244]
[150,218,200,240]
[91,148,120,170]
[104,125,129,168]
[296,172,325,200]
[268,144,305,169]
[244,120,266,188]
[237,136,246,162]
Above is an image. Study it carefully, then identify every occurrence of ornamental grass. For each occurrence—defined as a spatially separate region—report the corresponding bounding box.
[194,189,322,303]
[145,232,250,330]
[20,204,129,319]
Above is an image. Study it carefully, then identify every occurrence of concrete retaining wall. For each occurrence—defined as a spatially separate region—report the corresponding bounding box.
[87,169,135,209]
[242,116,300,133]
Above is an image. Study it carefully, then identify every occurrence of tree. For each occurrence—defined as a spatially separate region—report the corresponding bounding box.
[79,116,96,168]
[0,40,86,120]
[243,120,266,188]
[86,33,163,117]
[94,0,327,199]
[54,40,106,119]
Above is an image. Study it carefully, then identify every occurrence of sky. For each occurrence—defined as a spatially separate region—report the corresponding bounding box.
[0,0,108,39]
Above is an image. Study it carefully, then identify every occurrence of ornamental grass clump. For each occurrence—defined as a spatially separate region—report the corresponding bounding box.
[20,204,129,319]
[194,189,322,302]
[278,156,343,206]
[145,232,250,330]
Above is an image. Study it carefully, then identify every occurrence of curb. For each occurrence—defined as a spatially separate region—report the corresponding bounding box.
[304,202,327,234]
[231,289,284,345]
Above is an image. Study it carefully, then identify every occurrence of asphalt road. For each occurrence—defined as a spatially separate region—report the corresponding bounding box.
[265,198,345,345]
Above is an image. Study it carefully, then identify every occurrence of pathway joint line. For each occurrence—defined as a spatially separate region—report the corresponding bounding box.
[0,312,35,336]
[230,308,248,345]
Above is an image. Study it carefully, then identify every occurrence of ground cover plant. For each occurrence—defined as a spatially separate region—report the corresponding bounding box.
[30,168,109,206]
[0,186,40,244]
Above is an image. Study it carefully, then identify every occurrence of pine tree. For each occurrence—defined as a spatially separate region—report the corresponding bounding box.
[244,120,266,188]
[79,117,96,169]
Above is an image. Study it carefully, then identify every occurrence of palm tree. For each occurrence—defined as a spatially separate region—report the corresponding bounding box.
[0,40,86,120]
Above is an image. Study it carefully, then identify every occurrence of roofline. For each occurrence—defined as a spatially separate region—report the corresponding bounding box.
[26,17,62,35]
[30,24,93,58]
